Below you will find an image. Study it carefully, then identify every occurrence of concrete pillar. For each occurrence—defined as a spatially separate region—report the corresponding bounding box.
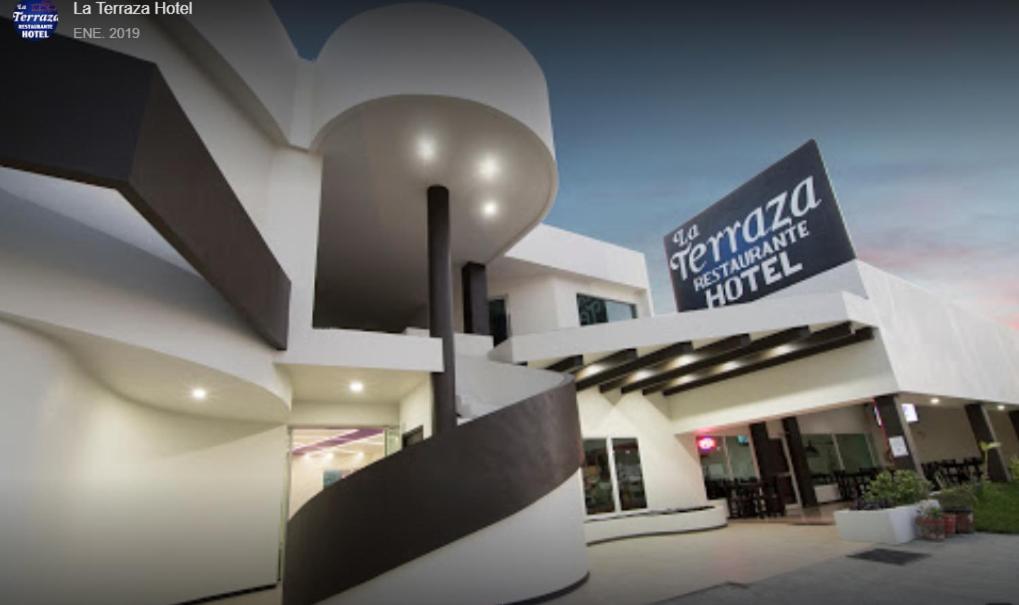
[428,186,456,435]
[965,403,1010,482]
[461,262,490,336]
[874,394,922,474]
[782,417,819,507]
[749,422,781,480]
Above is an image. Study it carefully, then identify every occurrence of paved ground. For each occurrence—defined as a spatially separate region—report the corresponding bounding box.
[660,532,1019,605]
[547,523,868,605]
[216,523,1019,605]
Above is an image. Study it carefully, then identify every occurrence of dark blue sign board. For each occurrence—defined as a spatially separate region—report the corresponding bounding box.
[664,140,855,311]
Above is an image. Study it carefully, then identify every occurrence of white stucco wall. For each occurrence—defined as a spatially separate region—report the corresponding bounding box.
[578,390,708,510]
[857,262,1019,406]
[0,186,291,411]
[310,3,553,153]
[399,380,434,440]
[0,321,287,605]
[289,401,400,428]
[488,224,654,336]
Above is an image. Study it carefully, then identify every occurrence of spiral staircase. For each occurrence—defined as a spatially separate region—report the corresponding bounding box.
[283,359,588,605]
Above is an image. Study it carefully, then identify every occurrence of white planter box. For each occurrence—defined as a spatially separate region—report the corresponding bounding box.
[834,502,933,545]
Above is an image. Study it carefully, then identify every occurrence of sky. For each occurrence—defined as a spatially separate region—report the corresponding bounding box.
[271,0,1019,328]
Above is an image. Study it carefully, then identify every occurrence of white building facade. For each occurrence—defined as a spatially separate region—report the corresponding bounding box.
[1,3,1018,605]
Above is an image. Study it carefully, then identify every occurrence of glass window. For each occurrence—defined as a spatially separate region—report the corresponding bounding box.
[836,433,876,472]
[612,438,648,511]
[700,438,729,480]
[726,435,757,480]
[803,434,839,480]
[577,294,637,326]
[488,298,509,345]
[582,439,615,514]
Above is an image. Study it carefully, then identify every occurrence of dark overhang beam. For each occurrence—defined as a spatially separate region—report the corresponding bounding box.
[545,355,584,374]
[574,348,638,384]
[638,326,811,395]
[662,325,872,396]
[619,333,752,394]
[578,341,692,392]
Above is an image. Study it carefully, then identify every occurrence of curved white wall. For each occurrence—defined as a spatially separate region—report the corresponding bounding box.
[322,471,588,605]
[0,321,288,605]
[311,3,554,153]
[0,186,291,413]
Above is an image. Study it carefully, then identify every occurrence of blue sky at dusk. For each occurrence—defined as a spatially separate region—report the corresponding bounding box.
[272,0,1019,328]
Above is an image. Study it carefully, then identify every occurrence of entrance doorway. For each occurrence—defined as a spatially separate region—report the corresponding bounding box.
[288,427,399,517]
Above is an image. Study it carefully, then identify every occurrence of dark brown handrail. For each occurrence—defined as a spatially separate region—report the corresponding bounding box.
[283,377,582,605]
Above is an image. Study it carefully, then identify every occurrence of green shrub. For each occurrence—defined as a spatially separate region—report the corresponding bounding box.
[863,470,931,508]
[935,484,977,512]
[973,482,1019,534]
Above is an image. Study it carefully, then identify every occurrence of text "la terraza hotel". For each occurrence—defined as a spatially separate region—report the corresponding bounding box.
[73,1,192,15]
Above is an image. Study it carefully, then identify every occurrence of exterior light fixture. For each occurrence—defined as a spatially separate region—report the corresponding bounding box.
[930,397,940,404]
[482,200,499,217]
[349,381,364,393]
[417,137,436,162]
[997,405,1006,411]
[191,387,207,401]
[478,156,499,179]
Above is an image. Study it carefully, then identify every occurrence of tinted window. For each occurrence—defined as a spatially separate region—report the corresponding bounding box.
[582,439,615,514]
[577,294,637,326]
[612,438,648,511]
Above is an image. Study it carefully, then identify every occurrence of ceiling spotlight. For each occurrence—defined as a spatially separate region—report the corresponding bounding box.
[997,404,1006,411]
[349,381,364,393]
[930,397,940,404]
[479,156,499,180]
[191,387,207,401]
[482,200,499,217]
[417,137,436,162]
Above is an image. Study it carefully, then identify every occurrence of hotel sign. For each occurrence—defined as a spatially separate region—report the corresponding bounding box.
[664,140,855,311]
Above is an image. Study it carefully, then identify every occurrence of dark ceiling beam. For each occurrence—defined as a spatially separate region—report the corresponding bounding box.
[545,355,584,374]
[619,333,756,395]
[662,325,871,396]
[639,325,815,395]
[573,348,638,386]
[578,341,692,392]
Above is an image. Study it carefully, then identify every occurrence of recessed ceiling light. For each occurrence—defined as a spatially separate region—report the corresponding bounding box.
[997,404,1006,411]
[417,137,436,162]
[191,387,207,401]
[482,200,499,217]
[479,156,499,179]
[930,397,940,404]
[349,381,364,393]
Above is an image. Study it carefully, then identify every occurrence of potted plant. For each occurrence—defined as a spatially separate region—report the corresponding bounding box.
[834,470,934,544]
[979,441,1002,482]
[916,504,946,541]
[934,485,976,534]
